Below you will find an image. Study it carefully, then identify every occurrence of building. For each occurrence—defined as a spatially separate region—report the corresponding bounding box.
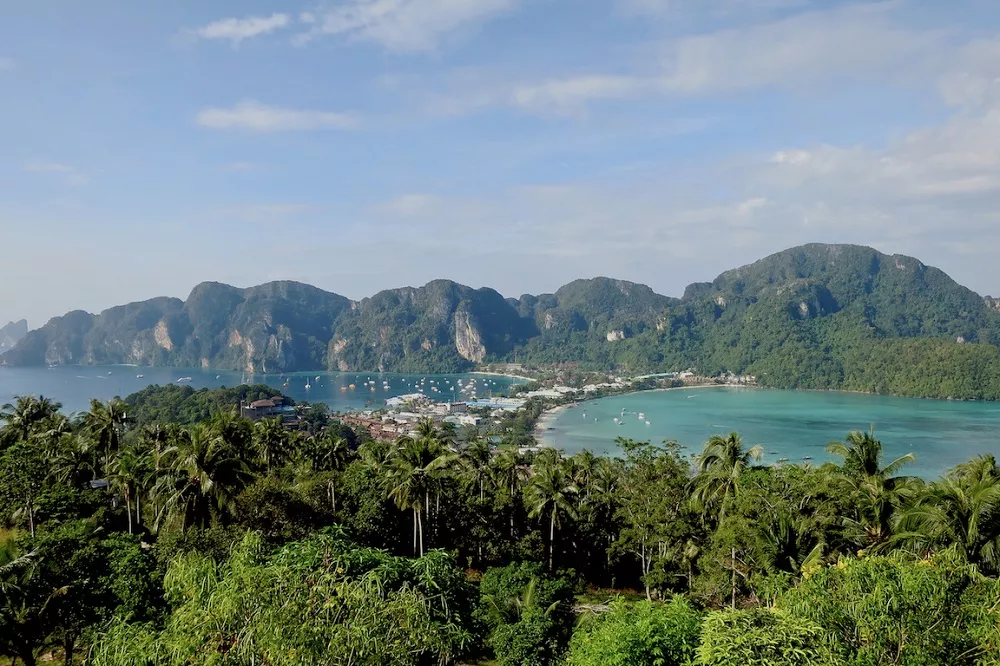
[240,396,298,424]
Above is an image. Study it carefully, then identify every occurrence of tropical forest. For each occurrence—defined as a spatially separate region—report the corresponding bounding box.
[2,384,1000,665]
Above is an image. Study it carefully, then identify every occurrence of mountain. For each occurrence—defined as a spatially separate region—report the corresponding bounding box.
[8,244,1000,399]
[0,319,28,355]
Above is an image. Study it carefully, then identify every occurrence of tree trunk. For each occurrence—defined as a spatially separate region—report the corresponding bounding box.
[125,491,133,534]
[731,546,737,610]
[417,509,424,557]
[549,507,556,572]
[18,644,36,666]
[63,636,75,666]
[642,538,651,602]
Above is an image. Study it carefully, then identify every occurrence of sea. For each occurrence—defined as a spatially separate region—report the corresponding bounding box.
[0,365,522,415]
[544,386,1000,478]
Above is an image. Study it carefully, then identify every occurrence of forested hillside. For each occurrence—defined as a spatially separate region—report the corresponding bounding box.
[8,244,1000,399]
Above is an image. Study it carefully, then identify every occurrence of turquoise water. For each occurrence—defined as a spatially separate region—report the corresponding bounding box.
[545,387,1000,478]
[0,366,520,415]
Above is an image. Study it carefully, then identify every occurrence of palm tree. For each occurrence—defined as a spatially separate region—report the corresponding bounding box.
[47,434,96,487]
[459,438,494,503]
[692,433,763,519]
[155,424,253,532]
[109,446,152,534]
[83,399,132,472]
[826,430,915,549]
[253,418,291,473]
[493,445,530,538]
[525,451,579,572]
[897,455,1000,572]
[1,395,62,444]
[826,429,913,480]
[385,437,434,556]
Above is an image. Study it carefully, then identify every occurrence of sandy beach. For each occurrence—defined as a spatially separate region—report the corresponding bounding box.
[531,384,728,447]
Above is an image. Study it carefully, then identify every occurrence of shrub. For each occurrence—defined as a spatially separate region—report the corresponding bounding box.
[566,597,702,666]
[697,608,835,666]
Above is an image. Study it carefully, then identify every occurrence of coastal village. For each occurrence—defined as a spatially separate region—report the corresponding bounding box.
[317,369,758,444]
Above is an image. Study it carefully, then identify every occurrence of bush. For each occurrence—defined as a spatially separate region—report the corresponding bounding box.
[779,553,1000,666]
[477,562,576,666]
[566,597,702,666]
[696,608,835,666]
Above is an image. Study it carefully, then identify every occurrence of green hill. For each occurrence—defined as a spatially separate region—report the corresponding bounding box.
[7,244,1000,399]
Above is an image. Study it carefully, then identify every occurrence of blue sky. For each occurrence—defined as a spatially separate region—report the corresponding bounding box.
[2,0,1000,326]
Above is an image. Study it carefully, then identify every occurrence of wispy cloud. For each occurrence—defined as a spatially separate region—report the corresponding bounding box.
[196,100,359,132]
[221,203,314,223]
[190,13,291,45]
[295,0,518,52]
[414,3,945,116]
[24,162,88,185]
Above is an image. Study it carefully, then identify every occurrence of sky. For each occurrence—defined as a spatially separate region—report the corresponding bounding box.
[2,0,1000,327]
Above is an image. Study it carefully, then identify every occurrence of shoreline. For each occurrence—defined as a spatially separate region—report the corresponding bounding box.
[471,370,536,382]
[532,383,725,447]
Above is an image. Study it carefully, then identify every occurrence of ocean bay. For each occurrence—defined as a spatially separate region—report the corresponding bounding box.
[545,386,1000,477]
[0,365,522,414]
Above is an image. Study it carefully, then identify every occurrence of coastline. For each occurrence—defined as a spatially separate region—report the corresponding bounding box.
[532,383,726,447]
[471,370,536,382]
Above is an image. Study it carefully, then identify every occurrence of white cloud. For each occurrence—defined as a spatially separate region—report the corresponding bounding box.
[295,0,518,52]
[24,162,75,173]
[190,13,291,45]
[196,100,359,131]
[658,3,939,95]
[407,3,947,116]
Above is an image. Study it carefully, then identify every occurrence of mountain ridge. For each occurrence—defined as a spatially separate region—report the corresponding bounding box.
[0,319,28,355]
[7,243,1000,399]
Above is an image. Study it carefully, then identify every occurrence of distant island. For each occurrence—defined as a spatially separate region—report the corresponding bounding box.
[7,243,1000,401]
[0,319,27,355]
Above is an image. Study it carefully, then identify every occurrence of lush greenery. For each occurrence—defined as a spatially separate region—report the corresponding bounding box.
[3,386,1000,664]
[9,244,1000,400]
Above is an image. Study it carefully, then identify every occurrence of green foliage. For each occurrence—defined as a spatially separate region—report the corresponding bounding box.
[779,552,1000,666]
[90,531,474,666]
[567,598,702,666]
[122,383,285,426]
[477,562,576,666]
[696,608,836,666]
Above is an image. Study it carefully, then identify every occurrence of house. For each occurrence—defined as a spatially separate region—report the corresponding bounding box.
[241,396,298,424]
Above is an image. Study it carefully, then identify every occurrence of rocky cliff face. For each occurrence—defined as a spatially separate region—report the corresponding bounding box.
[0,319,28,355]
[9,244,1000,376]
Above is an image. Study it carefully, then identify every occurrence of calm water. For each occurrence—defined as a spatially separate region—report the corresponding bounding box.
[0,366,521,415]
[545,387,1000,478]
